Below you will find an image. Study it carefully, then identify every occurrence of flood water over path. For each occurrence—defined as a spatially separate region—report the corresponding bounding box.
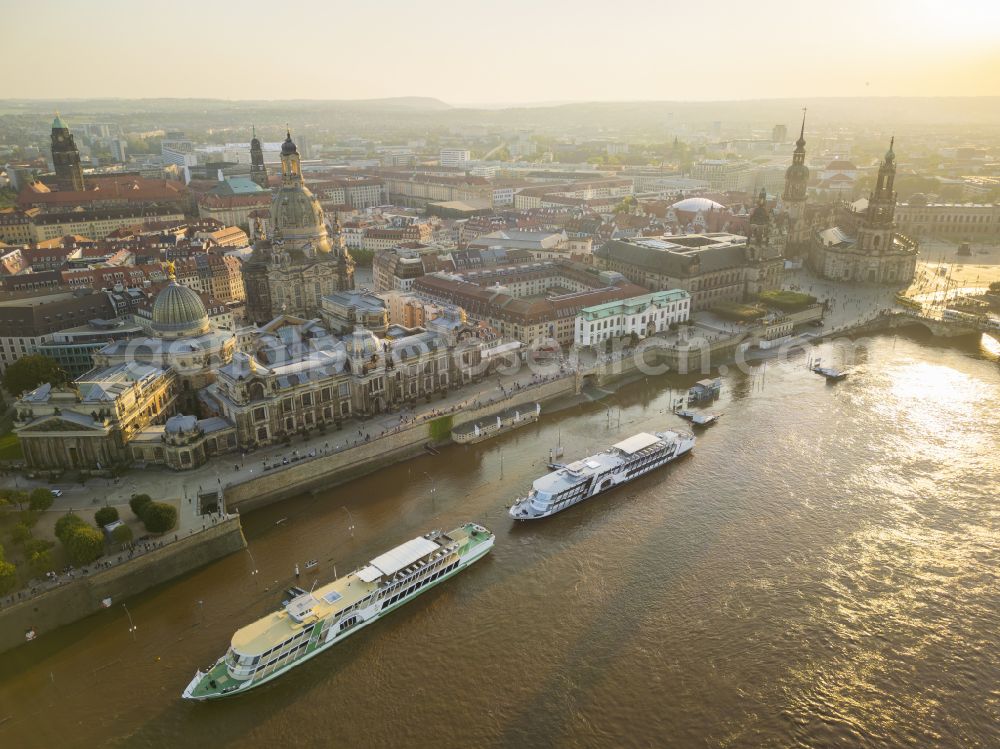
[1,333,999,748]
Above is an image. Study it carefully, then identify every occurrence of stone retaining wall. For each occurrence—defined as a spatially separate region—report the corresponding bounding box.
[0,516,246,655]
[223,376,577,512]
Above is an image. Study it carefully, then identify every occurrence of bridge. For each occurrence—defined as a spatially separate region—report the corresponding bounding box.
[887,310,1000,339]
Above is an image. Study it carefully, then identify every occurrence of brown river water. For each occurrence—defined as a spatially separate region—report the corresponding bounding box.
[1,333,998,749]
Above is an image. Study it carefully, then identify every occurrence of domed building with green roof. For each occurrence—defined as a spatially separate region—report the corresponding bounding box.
[151,280,211,339]
[93,271,236,394]
[243,130,354,324]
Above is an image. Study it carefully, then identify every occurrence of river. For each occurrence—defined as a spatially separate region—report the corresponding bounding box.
[1,332,998,748]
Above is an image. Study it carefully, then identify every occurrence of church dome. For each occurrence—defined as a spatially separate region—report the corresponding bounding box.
[671,197,725,213]
[271,183,331,252]
[152,281,210,339]
[281,131,298,156]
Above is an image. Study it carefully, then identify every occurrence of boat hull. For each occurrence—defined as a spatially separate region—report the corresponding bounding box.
[509,437,694,521]
[182,533,493,701]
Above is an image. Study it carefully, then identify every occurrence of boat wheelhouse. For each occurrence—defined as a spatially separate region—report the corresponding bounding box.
[509,429,695,520]
[182,523,494,701]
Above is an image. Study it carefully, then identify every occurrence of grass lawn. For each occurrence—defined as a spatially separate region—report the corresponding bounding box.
[712,301,766,321]
[758,289,817,311]
[0,433,22,461]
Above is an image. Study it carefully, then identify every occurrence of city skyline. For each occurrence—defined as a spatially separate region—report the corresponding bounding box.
[6,0,1000,102]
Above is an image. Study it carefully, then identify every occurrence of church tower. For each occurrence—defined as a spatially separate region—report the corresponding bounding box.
[782,110,809,256]
[242,126,354,324]
[50,113,85,191]
[249,125,268,189]
[747,187,770,261]
[857,138,897,254]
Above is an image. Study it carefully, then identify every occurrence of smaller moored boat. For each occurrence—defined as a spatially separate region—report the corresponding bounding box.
[675,410,720,427]
[810,358,848,381]
[687,378,721,402]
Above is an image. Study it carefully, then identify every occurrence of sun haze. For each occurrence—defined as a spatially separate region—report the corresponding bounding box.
[5,0,1000,102]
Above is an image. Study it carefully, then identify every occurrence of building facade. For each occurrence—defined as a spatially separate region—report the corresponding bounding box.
[809,139,918,285]
[13,363,178,471]
[594,232,778,311]
[249,126,268,189]
[242,131,355,323]
[574,289,691,347]
[782,112,810,256]
[49,114,85,191]
[893,199,1000,241]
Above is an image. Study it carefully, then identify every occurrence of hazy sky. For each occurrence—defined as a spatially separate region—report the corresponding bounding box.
[5,0,1000,103]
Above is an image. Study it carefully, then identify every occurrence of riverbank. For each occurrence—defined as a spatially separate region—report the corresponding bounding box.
[0,515,245,655]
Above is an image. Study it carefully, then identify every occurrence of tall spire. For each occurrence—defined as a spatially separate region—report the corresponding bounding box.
[795,107,807,149]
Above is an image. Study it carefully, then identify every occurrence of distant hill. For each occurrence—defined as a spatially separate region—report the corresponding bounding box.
[0,97,451,113]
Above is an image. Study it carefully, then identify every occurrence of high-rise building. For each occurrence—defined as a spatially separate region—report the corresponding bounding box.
[772,124,788,142]
[249,126,268,189]
[110,138,128,163]
[782,111,810,256]
[50,113,85,190]
[242,130,354,323]
[440,149,471,167]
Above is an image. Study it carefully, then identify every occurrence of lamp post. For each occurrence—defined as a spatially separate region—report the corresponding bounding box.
[122,603,136,639]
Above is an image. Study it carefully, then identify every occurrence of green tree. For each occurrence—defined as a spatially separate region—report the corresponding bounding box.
[94,506,119,527]
[55,513,87,544]
[111,524,133,545]
[0,559,16,595]
[129,494,153,519]
[2,490,28,511]
[28,488,54,513]
[23,538,53,556]
[2,354,68,397]
[65,526,104,565]
[28,549,53,574]
[142,502,177,534]
[10,522,32,545]
[24,539,54,573]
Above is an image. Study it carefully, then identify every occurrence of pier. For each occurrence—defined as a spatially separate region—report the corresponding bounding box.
[451,403,541,444]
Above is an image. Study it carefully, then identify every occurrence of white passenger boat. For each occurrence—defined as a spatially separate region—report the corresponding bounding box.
[182,523,494,701]
[509,430,695,520]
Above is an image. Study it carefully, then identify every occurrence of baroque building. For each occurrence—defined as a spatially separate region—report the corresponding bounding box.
[13,363,178,471]
[50,113,85,191]
[809,139,918,285]
[243,130,354,323]
[205,314,492,449]
[744,188,786,296]
[782,111,810,256]
[93,271,236,400]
